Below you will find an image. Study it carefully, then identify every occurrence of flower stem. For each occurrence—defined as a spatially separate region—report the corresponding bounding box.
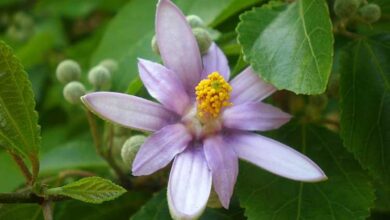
[10,152,33,185]
[84,108,132,189]
[42,200,53,220]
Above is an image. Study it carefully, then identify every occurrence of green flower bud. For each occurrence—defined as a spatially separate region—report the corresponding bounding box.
[13,12,34,28]
[99,59,118,73]
[63,81,86,104]
[88,65,111,90]
[151,35,160,55]
[121,135,146,167]
[186,15,205,28]
[359,3,381,23]
[333,0,360,18]
[56,59,81,84]
[192,27,212,55]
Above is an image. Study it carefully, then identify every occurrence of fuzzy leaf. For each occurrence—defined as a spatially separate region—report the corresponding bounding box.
[47,176,126,204]
[237,0,333,94]
[340,36,390,186]
[237,124,374,219]
[0,41,40,170]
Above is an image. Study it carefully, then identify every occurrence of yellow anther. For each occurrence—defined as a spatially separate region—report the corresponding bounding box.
[195,72,232,120]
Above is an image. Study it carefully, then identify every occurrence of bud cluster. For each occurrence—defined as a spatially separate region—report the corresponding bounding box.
[6,12,35,42]
[56,58,118,105]
[333,0,381,24]
[151,14,213,55]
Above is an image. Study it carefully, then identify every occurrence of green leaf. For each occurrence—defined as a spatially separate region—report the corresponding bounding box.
[91,0,158,91]
[237,124,374,219]
[339,37,390,186]
[131,190,237,220]
[54,192,149,220]
[40,136,106,175]
[0,204,42,220]
[47,176,126,204]
[0,41,40,173]
[130,190,170,220]
[237,0,333,94]
[0,151,24,193]
[210,0,262,27]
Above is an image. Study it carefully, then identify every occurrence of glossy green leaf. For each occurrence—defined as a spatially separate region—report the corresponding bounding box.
[237,124,374,219]
[339,37,390,186]
[46,176,126,204]
[237,0,333,94]
[0,41,40,172]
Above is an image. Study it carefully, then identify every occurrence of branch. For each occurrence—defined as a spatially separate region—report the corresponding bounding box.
[0,192,67,204]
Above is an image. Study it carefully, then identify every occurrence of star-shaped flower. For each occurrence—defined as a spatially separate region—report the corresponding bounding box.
[81,0,327,219]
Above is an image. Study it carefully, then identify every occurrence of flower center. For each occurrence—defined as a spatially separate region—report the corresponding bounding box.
[195,72,232,121]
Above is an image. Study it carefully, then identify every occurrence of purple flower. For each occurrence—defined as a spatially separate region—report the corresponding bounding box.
[81,0,327,219]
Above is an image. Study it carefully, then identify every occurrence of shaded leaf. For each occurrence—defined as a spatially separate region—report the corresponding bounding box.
[131,190,237,220]
[237,0,333,94]
[340,36,390,187]
[0,204,42,220]
[40,136,106,175]
[54,192,149,220]
[237,124,374,219]
[0,151,24,193]
[0,40,40,175]
[47,176,126,204]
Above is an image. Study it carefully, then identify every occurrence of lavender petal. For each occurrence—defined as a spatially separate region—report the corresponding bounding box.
[132,123,191,176]
[138,59,190,114]
[230,67,276,104]
[201,43,230,80]
[204,135,238,208]
[223,101,291,131]
[228,132,327,182]
[168,146,212,220]
[156,0,202,91]
[81,92,176,132]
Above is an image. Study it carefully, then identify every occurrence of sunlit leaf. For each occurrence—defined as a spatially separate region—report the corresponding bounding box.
[237,0,333,94]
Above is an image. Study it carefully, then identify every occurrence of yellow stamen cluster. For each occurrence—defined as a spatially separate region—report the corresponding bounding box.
[195,72,232,119]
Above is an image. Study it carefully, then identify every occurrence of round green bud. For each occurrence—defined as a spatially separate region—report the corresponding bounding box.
[151,35,160,55]
[13,12,34,29]
[359,3,381,23]
[192,27,212,55]
[56,59,81,84]
[63,81,86,104]
[121,135,146,167]
[186,15,205,28]
[333,0,360,18]
[88,65,111,90]
[99,59,118,73]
